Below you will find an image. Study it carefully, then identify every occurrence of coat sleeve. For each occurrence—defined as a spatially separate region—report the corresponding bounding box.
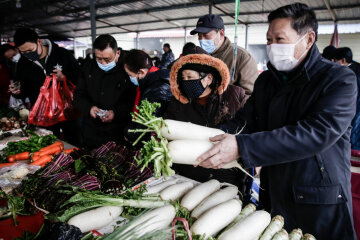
[233,48,259,96]
[73,68,93,117]
[237,67,357,168]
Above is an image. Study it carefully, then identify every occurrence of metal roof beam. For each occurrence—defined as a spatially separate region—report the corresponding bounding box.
[323,0,337,22]
[64,17,360,38]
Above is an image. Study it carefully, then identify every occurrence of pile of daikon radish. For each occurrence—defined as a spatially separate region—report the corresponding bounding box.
[142,178,316,240]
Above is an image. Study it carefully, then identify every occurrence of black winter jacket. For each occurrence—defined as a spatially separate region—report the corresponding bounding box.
[224,45,357,240]
[74,60,136,149]
[15,39,79,105]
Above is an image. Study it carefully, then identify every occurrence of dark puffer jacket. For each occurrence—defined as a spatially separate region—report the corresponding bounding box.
[164,54,250,201]
[15,39,79,105]
[139,68,173,116]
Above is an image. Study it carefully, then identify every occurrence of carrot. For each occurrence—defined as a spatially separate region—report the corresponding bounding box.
[7,155,15,162]
[30,155,52,166]
[7,152,30,162]
[62,148,78,154]
[32,152,40,157]
[38,146,62,157]
[32,155,40,161]
[39,141,64,152]
[0,163,16,168]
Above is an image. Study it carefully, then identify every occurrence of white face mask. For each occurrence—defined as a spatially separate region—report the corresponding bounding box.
[11,53,21,63]
[266,33,308,71]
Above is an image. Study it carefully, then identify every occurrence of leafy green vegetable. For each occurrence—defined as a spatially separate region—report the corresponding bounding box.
[1,133,57,157]
[0,190,30,226]
[46,190,166,222]
[129,100,166,145]
[74,159,86,174]
[135,136,174,179]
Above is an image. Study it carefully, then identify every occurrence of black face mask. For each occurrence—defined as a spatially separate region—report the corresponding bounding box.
[181,74,208,99]
[22,42,42,61]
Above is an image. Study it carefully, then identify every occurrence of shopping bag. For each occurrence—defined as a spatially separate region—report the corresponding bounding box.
[28,74,75,126]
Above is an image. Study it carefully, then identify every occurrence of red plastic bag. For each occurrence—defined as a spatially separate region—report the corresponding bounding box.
[28,74,75,126]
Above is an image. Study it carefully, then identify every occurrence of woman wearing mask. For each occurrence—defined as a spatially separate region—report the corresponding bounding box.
[165,53,251,202]
[123,49,172,143]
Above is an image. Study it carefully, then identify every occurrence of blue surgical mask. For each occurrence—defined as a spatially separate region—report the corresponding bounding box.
[129,76,139,86]
[97,59,116,72]
[199,39,217,54]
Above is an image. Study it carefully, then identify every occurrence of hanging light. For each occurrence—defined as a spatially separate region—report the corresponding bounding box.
[16,0,21,8]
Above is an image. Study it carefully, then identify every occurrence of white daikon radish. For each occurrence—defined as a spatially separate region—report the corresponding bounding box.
[67,206,123,233]
[272,229,289,240]
[161,119,225,141]
[191,186,239,219]
[160,181,194,201]
[120,205,176,238]
[222,202,257,233]
[190,199,242,238]
[145,179,179,194]
[218,210,271,240]
[289,229,303,240]
[168,140,241,169]
[181,179,220,211]
[302,233,316,240]
[259,215,284,240]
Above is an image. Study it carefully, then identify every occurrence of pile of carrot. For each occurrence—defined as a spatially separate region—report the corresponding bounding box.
[3,141,78,168]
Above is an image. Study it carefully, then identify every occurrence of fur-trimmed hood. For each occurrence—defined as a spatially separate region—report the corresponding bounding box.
[169,54,230,104]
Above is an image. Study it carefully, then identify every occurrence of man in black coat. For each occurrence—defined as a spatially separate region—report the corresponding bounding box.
[74,34,136,149]
[10,28,80,145]
[197,3,357,240]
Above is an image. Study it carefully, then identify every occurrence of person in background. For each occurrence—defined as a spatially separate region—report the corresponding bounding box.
[0,55,10,106]
[159,43,174,69]
[197,3,357,239]
[0,44,28,109]
[322,45,336,61]
[334,47,360,151]
[165,50,251,202]
[333,47,360,76]
[12,27,80,145]
[190,14,258,96]
[123,49,172,143]
[74,34,136,149]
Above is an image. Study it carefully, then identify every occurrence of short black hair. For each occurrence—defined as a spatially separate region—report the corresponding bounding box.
[14,27,39,47]
[123,49,152,73]
[163,43,170,49]
[268,3,318,41]
[334,47,353,63]
[0,44,16,57]
[93,34,117,52]
[322,45,336,60]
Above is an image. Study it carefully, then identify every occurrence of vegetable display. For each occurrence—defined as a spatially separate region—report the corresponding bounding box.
[132,100,251,179]
[1,132,57,163]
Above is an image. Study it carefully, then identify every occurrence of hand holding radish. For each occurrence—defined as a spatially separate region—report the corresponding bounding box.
[197,134,240,169]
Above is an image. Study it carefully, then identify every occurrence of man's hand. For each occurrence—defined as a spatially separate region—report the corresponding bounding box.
[101,110,114,123]
[53,69,65,82]
[197,134,240,169]
[8,83,20,95]
[90,106,101,118]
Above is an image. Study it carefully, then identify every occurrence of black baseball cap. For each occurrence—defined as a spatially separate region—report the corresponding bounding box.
[190,14,224,35]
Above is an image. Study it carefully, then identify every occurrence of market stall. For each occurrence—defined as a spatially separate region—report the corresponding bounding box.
[0,101,319,240]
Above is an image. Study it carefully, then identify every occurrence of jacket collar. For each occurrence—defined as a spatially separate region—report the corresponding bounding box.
[212,36,232,57]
